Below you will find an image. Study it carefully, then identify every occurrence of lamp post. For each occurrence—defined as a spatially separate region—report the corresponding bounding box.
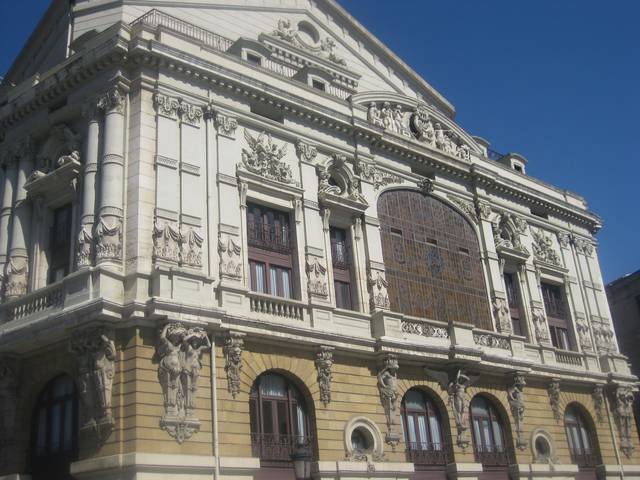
[291,444,312,480]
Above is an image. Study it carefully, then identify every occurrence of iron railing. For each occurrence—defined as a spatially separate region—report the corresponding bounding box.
[248,222,292,253]
[250,433,313,462]
[571,451,600,467]
[130,9,234,52]
[473,445,511,466]
[405,442,450,465]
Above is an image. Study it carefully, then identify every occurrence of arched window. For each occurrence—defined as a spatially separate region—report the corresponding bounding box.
[470,396,509,466]
[377,190,492,329]
[401,389,449,467]
[564,405,600,468]
[250,373,310,465]
[30,375,78,480]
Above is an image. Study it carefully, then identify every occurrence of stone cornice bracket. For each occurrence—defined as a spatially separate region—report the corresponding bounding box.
[68,327,116,441]
[157,322,211,443]
[507,372,527,450]
[315,345,334,406]
[223,331,245,399]
[377,353,400,449]
[547,378,561,422]
[97,86,126,114]
[296,139,318,163]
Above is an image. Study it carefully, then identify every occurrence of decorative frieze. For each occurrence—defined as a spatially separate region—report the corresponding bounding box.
[295,139,318,163]
[532,229,561,266]
[355,161,403,190]
[218,234,243,280]
[223,332,244,399]
[315,346,334,406]
[508,373,527,450]
[548,379,561,422]
[272,18,346,66]
[153,221,181,263]
[306,256,328,298]
[179,101,203,127]
[447,195,477,222]
[377,354,400,448]
[181,228,204,267]
[401,320,449,339]
[94,217,122,262]
[157,323,211,443]
[153,93,180,120]
[368,270,390,311]
[240,129,294,184]
[473,332,510,350]
[614,386,635,457]
[69,327,116,438]
[367,102,410,136]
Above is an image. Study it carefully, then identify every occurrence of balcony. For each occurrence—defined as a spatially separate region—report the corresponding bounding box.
[248,222,292,254]
[405,442,450,465]
[248,292,305,321]
[555,349,583,367]
[473,445,511,467]
[250,433,313,462]
[570,451,600,468]
[0,282,64,323]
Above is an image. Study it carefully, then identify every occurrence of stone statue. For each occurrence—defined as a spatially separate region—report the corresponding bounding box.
[615,386,635,457]
[448,369,471,448]
[158,323,187,417]
[508,373,527,449]
[315,346,334,405]
[223,332,244,398]
[182,327,211,416]
[368,102,383,128]
[493,297,512,334]
[377,354,400,447]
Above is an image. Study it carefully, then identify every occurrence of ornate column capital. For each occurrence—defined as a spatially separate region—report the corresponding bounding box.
[98,86,126,115]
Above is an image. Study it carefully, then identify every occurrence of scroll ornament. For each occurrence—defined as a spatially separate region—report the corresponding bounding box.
[223,332,244,398]
[69,327,116,438]
[377,354,400,448]
[157,323,211,443]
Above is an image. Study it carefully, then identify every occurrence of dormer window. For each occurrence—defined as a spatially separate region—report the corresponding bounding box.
[312,79,326,92]
[513,164,523,173]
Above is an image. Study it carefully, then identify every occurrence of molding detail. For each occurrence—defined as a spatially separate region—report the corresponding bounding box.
[315,346,334,406]
[377,354,400,448]
[94,217,122,262]
[614,386,635,457]
[153,221,181,263]
[157,323,211,443]
[547,379,561,422]
[532,229,561,266]
[181,228,204,267]
[295,139,318,163]
[69,327,116,439]
[306,256,328,298]
[508,373,527,450]
[493,297,512,334]
[218,234,242,280]
[223,332,244,399]
[153,93,180,119]
[592,385,604,424]
[240,129,294,185]
[368,270,390,311]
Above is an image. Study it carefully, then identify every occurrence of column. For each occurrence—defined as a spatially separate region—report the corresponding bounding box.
[95,87,125,267]
[5,138,34,300]
[76,104,101,268]
[0,157,17,278]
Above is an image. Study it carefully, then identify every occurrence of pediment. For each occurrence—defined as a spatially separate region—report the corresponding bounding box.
[352,93,482,160]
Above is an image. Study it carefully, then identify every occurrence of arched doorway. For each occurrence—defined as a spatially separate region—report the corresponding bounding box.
[469,395,513,479]
[250,372,313,480]
[564,403,601,480]
[401,388,450,480]
[30,374,78,480]
[377,189,492,329]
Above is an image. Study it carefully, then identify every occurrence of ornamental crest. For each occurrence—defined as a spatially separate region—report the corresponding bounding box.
[240,130,294,184]
[532,229,561,266]
[272,18,346,66]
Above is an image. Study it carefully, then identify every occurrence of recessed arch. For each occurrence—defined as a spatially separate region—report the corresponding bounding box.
[377,189,492,328]
[564,402,601,469]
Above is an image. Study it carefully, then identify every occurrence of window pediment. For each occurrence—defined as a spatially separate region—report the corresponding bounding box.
[317,154,368,213]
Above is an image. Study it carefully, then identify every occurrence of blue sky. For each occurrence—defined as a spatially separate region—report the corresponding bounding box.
[2,1,638,283]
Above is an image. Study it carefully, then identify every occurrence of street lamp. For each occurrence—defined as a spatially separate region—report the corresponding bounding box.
[291,444,312,480]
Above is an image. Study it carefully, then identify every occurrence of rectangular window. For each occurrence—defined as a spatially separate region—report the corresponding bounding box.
[541,282,574,350]
[246,52,262,66]
[312,79,326,91]
[247,203,296,299]
[330,227,354,310]
[504,273,523,336]
[49,204,72,284]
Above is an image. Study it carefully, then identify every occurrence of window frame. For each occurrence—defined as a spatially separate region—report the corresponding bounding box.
[470,396,510,466]
[330,226,354,310]
[400,389,449,466]
[504,272,524,336]
[48,203,73,284]
[564,405,600,468]
[541,281,574,351]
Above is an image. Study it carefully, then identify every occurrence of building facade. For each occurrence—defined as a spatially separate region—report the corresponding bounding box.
[0,1,638,479]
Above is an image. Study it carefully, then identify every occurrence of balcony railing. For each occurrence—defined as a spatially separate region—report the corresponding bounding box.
[2,283,64,323]
[570,451,600,467]
[473,445,511,466]
[555,349,583,367]
[248,222,292,254]
[131,9,234,53]
[249,292,305,321]
[250,433,312,462]
[405,442,450,465]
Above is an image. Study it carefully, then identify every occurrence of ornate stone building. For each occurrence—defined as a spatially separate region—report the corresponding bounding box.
[0,1,637,479]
